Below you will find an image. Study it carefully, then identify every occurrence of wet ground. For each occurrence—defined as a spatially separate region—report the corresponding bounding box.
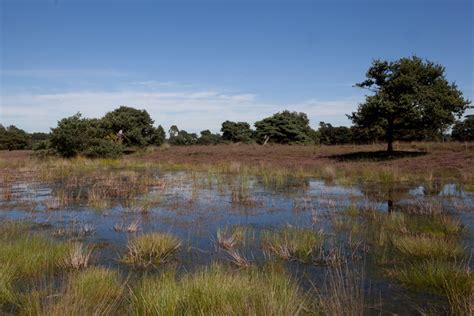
[1,169,473,314]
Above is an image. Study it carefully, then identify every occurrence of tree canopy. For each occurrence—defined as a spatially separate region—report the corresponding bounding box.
[254,111,315,144]
[451,115,474,141]
[350,56,470,152]
[221,121,254,143]
[0,125,31,150]
[101,106,164,147]
[49,107,165,157]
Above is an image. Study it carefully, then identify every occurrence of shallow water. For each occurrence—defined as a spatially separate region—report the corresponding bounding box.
[1,169,473,314]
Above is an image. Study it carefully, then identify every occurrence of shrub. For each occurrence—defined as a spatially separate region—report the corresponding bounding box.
[82,139,123,158]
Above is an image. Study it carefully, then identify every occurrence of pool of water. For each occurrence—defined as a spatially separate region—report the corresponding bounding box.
[1,169,472,314]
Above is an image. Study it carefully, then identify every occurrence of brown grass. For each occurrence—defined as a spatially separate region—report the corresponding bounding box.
[1,142,473,184]
[133,142,474,182]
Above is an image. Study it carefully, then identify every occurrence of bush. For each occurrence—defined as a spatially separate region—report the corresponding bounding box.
[82,139,123,158]
[254,111,315,144]
[221,121,254,143]
[0,125,30,150]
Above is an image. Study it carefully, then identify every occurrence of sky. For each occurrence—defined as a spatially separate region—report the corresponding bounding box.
[1,0,473,133]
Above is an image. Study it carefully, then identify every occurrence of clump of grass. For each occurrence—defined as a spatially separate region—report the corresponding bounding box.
[405,214,463,237]
[23,267,123,316]
[262,226,324,263]
[391,235,464,259]
[0,234,69,279]
[122,232,181,268]
[130,264,311,315]
[389,260,473,315]
[60,242,94,270]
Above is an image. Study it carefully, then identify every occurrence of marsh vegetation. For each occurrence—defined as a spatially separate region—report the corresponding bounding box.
[0,145,472,315]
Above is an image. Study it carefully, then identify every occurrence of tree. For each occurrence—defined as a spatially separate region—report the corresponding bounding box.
[197,130,223,145]
[168,126,198,146]
[221,121,254,143]
[0,125,31,150]
[101,106,157,147]
[254,111,314,144]
[452,115,474,141]
[150,125,166,146]
[317,122,353,145]
[50,113,122,158]
[350,56,470,152]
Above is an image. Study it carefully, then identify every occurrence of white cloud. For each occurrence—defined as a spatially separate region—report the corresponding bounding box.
[0,87,361,133]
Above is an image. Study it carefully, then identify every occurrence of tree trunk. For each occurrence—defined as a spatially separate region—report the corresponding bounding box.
[387,118,394,154]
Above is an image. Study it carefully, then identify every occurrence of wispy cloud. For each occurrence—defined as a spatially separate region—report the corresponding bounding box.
[0,87,360,133]
[1,69,123,78]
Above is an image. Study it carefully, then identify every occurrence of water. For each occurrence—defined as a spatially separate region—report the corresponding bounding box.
[1,169,473,314]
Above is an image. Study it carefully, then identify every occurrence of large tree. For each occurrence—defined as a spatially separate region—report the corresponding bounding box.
[101,106,159,147]
[350,56,470,152]
[221,121,254,143]
[254,111,315,144]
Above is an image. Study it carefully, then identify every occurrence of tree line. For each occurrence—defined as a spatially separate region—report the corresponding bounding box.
[1,56,472,157]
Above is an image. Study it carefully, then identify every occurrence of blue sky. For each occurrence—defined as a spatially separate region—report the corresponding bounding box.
[1,0,473,133]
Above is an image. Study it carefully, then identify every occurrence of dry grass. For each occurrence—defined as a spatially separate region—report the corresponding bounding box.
[60,242,94,270]
[317,264,366,316]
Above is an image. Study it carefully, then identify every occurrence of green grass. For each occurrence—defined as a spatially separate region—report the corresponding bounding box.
[122,232,181,268]
[0,234,69,279]
[22,267,123,316]
[405,214,463,237]
[391,235,464,259]
[262,226,324,263]
[389,260,473,315]
[0,264,16,307]
[130,264,311,315]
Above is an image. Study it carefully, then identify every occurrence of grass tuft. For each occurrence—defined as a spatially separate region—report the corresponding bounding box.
[389,260,473,315]
[61,242,94,270]
[122,232,181,268]
[262,226,324,263]
[391,235,464,259]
